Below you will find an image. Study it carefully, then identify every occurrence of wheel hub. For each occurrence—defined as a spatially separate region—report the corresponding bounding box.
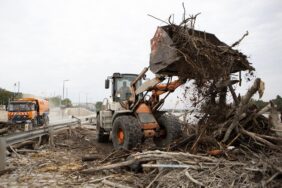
[117,128,124,144]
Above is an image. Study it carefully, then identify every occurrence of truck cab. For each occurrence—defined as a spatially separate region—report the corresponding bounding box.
[7,98,49,129]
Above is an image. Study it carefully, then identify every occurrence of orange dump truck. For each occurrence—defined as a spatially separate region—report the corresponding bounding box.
[7,98,49,130]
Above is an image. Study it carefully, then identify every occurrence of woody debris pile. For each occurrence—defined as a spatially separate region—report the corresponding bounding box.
[80,10,282,187]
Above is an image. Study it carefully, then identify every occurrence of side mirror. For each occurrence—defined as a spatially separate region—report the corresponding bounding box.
[105,79,110,89]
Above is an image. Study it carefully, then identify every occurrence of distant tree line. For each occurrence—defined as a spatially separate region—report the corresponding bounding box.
[0,88,22,106]
[95,101,103,111]
[251,95,282,111]
[0,88,73,108]
[48,96,72,107]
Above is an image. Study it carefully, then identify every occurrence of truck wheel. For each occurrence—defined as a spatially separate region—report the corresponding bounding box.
[96,115,110,143]
[112,116,142,150]
[153,114,182,148]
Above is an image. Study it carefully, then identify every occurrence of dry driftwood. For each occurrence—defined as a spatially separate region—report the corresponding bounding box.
[185,170,205,187]
[12,140,36,149]
[102,179,133,188]
[240,128,280,150]
[146,170,165,188]
[0,167,15,176]
[142,163,202,170]
[81,155,101,162]
[222,78,265,142]
[255,103,271,118]
[81,150,215,174]
[228,85,239,106]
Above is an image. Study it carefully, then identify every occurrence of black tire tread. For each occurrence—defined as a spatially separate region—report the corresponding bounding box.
[154,113,182,147]
[112,115,142,150]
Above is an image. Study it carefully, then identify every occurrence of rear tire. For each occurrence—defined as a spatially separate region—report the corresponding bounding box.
[112,115,142,150]
[96,114,110,143]
[153,114,182,148]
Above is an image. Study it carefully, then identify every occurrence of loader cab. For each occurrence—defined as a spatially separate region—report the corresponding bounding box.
[105,73,142,102]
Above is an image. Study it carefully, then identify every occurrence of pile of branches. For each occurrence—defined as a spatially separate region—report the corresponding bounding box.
[81,150,282,187]
[165,25,251,83]
[176,78,282,155]
[78,7,282,187]
[150,5,254,85]
[150,5,282,154]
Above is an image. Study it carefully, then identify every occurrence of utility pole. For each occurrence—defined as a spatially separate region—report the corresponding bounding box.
[17,81,20,94]
[66,88,68,99]
[13,83,16,100]
[79,93,81,116]
[62,79,69,100]
[78,93,81,106]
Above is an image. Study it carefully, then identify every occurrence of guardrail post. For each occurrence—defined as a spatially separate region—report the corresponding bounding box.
[48,127,54,147]
[0,137,7,171]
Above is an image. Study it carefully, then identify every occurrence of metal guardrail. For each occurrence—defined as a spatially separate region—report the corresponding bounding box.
[0,116,96,171]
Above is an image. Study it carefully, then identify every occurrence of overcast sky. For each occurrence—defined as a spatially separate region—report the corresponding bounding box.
[0,0,281,106]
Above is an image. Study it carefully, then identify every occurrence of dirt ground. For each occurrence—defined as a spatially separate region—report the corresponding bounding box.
[0,124,167,188]
[0,124,115,187]
[1,123,282,188]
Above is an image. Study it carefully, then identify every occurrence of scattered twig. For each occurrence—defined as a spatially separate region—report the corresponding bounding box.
[102,179,133,188]
[182,2,186,21]
[146,170,165,188]
[185,169,205,187]
[230,31,249,48]
[82,155,101,162]
[9,146,20,158]
[240,128,280,150]
[147,14,169,25]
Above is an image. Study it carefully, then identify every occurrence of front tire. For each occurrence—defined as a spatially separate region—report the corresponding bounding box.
[153,114,182,148]
[112,116,142,150]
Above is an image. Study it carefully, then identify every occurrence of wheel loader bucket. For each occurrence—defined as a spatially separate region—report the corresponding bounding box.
[150,26,180,76]
[149,25,252,78]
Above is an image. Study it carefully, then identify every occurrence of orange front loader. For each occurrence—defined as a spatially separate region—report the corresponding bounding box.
[96,69,186,150]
